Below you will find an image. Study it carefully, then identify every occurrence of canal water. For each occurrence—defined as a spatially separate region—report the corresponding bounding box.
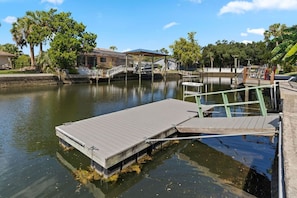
[0,78,277,198]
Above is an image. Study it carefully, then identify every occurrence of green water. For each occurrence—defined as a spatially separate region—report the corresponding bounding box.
[0,79,276,197]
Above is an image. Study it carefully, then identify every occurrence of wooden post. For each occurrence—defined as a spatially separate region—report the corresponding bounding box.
[125,54,128,83]
[270,71,275,84]
[138,54,142,83]
[245,85,249,113]
[243,67,247,83]
[164,56,167,81]
[151,56,154,83]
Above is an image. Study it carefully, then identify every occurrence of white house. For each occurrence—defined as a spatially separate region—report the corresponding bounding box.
[0,51,15,69]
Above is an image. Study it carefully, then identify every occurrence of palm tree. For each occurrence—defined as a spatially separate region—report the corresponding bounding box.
[26,9,56,55]
[109,46,117,51]
[279,25,297,66]
[11,16,35,67]
[264,23,287,47]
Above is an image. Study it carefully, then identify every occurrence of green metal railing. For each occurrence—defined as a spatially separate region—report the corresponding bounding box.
[195,84,274,118]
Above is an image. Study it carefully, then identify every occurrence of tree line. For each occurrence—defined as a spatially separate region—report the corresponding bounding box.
[0,8,296,74]
[169,23,297,73]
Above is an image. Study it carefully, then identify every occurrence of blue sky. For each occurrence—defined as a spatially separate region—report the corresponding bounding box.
[1,0,297,54]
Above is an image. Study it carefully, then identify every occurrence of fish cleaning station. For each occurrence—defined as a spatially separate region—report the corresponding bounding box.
[55,81,280,179]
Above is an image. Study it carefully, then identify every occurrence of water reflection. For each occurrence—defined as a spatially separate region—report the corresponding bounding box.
[0,79,276,197]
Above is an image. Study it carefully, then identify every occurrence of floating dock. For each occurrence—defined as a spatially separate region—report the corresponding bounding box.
[56,84,281,179]
[56,99,213,178]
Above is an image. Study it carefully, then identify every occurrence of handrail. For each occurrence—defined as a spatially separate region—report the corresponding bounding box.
[194,84,275,118]
[182,82,203,101]
[196,84,273,96]
[106,65,125,77]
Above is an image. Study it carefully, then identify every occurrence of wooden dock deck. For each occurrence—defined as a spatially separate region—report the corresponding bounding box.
[176,115,279,135]
[56,99,212,178]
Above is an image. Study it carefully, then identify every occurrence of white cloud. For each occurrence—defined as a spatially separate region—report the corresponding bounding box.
[241,32,248,37]
[219,0,297,15]
[3,16,17,24]
[241,40,253,44]
[163,22,179,30]
[247,27,265,35]
[240,28,265,38]
[188,0,202,3]
[41,0,63,5]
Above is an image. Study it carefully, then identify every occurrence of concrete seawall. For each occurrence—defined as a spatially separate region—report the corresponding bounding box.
[0,74,60,88]
[279,81,297,197]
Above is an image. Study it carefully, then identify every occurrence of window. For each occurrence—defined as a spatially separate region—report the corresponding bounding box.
[100,57,106,62]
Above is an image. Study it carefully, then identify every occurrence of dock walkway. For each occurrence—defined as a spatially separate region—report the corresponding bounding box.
[176,115,279,135]
[56,99,212,177]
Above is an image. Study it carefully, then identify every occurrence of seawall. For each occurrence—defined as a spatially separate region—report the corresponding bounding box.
[0,74,60,88]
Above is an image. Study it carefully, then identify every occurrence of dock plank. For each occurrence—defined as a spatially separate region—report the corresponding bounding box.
[176,115,279,134]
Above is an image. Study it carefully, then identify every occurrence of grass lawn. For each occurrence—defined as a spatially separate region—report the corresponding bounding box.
[0,69,37,75]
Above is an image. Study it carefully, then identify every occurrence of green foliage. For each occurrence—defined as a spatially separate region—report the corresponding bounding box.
[284,43,297,59]
[0,43,21,55]
[10,9,97,71]
[201,41,270,68]
[283,64,293,73]
[67,67,79,74]
[109,46,117,51]
[158,48,169,55]
[14,55,31,68]
[267,24,297,70]
[48,12,97,69]
[264,23,287,48]
[169,32,201,68]
[36,51,54,73]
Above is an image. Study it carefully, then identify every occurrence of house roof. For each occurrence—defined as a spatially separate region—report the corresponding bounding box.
[0,51,15,57]
[86,48,126,58]
[124,49,168,57]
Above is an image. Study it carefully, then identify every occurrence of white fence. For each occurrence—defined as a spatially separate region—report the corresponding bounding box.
[202,67,244,73]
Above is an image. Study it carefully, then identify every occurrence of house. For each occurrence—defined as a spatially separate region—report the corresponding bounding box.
[78,48,131,69]
[0,51,15,69]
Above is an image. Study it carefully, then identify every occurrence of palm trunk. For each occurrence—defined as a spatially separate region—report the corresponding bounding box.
[39,43,43,56]
[30,44,35,67]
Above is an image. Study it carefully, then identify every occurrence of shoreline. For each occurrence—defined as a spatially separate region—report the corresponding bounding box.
[0,71,236,88]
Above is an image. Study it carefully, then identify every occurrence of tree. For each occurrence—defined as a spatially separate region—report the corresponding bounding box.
[0,43,21,56]
[264,23,287,47]
[11,16,35,66]
[169,32,201,69]
[26,9,56,56]
[159,48,169,55]
[109,46,117,51]
[282,25,297,65]
[201,40,271,69]
[268,25,297,72]
[48,11,97,70]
